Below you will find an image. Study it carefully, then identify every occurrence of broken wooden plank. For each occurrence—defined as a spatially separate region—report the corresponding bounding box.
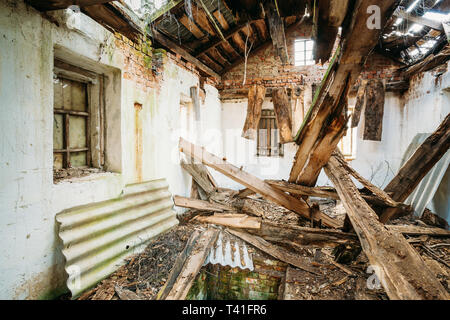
[181,158,217,195]
[333,150,407,211]
[266,179,403,208]
[237,188,256,198]
[249,221,358,249]
[324,152,449,300]
[157,229,202,299]
[289,0,399,185]
[173,195,233,212]
[363,80,385,141]
[194,213,261,229]
[387,225,450,237]
[380,113,450,223]
[227,229,319,274]
[164,228,219,300]
[179,138,340,228]
[242,85,266,140]
[351,80,367,128]
[272,88,293,143]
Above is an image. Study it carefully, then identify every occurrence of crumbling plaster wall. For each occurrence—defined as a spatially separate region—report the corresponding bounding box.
[0,0,221,299]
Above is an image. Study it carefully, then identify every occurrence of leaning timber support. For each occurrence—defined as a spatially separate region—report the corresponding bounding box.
[272,88,293,143]
[179,138,340,228]
[380,113,450,223]
[325,152,449,300]
[289,0,399,185]
[163,228,219,300]
[363,80,385,141]
[242,85,266,140]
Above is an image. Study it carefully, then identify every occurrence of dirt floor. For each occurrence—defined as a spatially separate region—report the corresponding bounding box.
[76,199,450,300]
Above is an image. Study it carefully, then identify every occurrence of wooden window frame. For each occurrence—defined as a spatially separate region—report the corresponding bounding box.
[257,110,284,157]
[53,76,91,169]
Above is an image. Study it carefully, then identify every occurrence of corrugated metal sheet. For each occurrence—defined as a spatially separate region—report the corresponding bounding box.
[56,179,178,298]
[203,231,254,270]
[401,133,450,222]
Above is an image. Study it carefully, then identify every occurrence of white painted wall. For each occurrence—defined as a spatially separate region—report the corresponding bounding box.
[0,0,221,299]
[218,65,450,218]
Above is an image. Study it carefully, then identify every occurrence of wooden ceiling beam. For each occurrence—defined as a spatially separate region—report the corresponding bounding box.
[194,20,264,58]
[220,17,304,75]
[152,27,221,79]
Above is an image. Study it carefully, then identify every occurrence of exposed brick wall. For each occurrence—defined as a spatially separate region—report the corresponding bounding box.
[218,22,404,95]
[113,33,155,92]
[113,33,218,93]
[187,257,287,300]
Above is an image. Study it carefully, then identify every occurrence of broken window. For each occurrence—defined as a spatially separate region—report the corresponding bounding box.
[257,110,284,157]
[53,76,91,169]
[294,39,315,66]
[53,60,106,182]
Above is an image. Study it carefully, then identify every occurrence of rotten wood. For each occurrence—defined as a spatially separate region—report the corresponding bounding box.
[380,113,450,223]
[181,158,217,196]
[227,229,319,274]
[242,85,266,140]
[265,0,289,64]
[173,195,234,212]
[194,213,261,229]
[363,80,385,141]
[325,152,449,300]
[163,229,219,300]
[272,88,293,143]
[179,138,340,228]
[351,80,367,128]
[289,0,399,185]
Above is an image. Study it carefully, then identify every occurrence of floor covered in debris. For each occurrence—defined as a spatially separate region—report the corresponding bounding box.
[76,195,450,300]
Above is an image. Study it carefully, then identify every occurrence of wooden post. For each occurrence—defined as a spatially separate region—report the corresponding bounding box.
[265,0,289,64]
[272,88,293,143]
[242,85,266,140]
[380,114,450,223]
[363,80,385,141]
[325,153,449,300]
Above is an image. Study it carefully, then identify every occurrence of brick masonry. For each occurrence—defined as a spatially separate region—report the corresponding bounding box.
[217,23,404,96]
[186,256,287,300]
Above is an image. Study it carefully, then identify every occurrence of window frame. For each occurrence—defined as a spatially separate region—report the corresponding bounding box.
[294,39,315,67]
[257,109,284,157]
[53,76,91,169]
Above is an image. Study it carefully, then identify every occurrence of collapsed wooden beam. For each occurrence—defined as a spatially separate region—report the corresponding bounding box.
[242,85,266,140]
[266,179,409,209]
[227,229,319,274]
[181,159,217,196]
[162,228,219,300]
[289,0,399,185]
[272,88,293,143]
[380,113,450,223]
[264,0,289,64]
[333,151,407,210]
[173,195,234,212]
[363,80,385,141]
[194,213,261,230]
[179,138,340,228]
[325,153,449,300]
